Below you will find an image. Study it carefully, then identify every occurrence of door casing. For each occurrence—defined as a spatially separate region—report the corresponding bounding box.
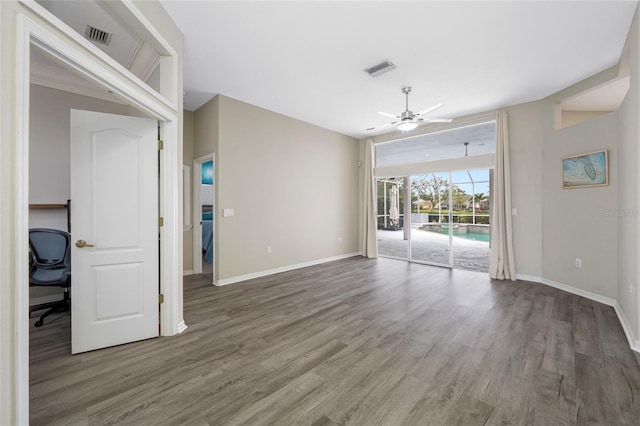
[14,2,183,423]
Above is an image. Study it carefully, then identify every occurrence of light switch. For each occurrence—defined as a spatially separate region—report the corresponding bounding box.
[223,208,234,217]
[512,208,518,216]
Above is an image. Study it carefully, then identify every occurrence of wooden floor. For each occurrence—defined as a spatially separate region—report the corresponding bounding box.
[30,257,640,425]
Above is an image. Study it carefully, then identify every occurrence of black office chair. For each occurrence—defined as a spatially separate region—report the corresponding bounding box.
[29,228,71,327]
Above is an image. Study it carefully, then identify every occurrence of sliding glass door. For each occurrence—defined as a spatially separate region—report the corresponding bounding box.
[374,120,496,272]
[409,173,453,267]
[377,170,491,272]
[376,177,408,259]
[450,171,491,272]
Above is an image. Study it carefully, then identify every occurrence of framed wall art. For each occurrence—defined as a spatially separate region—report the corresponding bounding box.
[562,149,608,189]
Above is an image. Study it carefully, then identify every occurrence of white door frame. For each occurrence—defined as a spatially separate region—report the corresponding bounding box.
[193,153,215,284]
[14,1,184,423]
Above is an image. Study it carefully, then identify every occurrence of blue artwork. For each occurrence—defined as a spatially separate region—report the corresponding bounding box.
[202,160,213,185]
[562,150,608,189]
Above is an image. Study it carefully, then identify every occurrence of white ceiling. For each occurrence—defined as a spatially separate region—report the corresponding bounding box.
[37,0,140,69]
[376,122,496,167]
[36,0,161,87]
[168,2,636,139]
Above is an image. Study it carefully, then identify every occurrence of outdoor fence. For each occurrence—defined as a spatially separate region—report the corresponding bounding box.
[378,212,490,229]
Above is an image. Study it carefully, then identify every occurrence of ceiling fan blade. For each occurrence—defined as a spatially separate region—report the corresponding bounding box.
[416,103,444,117]
[377,111,398,119]
[418,117,453,123]
[366,121,397,131]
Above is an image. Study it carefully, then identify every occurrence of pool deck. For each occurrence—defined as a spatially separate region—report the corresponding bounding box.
[377,228,490,273]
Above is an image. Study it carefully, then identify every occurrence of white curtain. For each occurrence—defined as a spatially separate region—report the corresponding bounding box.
[362,139,378,258]
[489,111,516,280]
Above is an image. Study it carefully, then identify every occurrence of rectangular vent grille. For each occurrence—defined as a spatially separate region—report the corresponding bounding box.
[364,60,397,77]
[85,25,112,46]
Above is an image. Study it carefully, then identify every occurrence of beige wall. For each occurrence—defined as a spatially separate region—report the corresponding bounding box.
[361,65,623,303]
[504,66,621,288]
[194,95,360,282]
[538,67,620,299]
[193,96,219,276]
[542,112,618,296]
[194,95,220,160]
[617,8,640,338]
[560,110,612,129]
[183,110,195,273]
[502,100,545,278]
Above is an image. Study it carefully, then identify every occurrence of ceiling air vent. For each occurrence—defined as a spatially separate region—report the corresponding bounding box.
[85,25,112,46]
[364,60,397,77]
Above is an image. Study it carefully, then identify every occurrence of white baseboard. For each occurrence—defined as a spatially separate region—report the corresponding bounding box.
[215,252,362,287]
[183,269,194,276]
[516,273,616,306]
[515,274,541,284]
[29,294,63,307]
[542,277,616,307]
[613,302,640,352]
[177,320,188,334]
[516,273,638,353]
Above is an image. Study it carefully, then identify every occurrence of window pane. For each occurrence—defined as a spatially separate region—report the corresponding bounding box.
[376,177,408,259]
[410,173,452,266]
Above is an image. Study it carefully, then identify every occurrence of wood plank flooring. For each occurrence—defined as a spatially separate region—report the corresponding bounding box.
[30,257,640,425]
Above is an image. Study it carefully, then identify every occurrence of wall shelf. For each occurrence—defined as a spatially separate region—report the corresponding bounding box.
[29,200,71,232]
[29,204,67,209]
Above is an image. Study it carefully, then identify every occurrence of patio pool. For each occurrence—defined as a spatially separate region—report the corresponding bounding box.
[438,228,490,242]
[455,232,490,242]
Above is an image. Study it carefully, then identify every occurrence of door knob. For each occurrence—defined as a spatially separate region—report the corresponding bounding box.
[75,240,94,248]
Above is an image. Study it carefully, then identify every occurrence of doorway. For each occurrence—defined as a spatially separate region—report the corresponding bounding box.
[376,177,408,259]
[193,154,215,283]
[27,80,157,331]
[408,170,491,271]
[376,170,491,272]
[14,3,182,422]
[374,120,496,273]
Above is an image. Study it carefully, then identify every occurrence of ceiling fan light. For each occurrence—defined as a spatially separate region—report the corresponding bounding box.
[397,121,418,131]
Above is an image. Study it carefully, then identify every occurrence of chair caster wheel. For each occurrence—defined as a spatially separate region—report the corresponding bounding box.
[34,320,43,327]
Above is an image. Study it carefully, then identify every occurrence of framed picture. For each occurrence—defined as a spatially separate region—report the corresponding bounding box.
[562,149,608,189]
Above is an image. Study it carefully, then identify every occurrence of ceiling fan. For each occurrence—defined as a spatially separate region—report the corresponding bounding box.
[367,87,452,132]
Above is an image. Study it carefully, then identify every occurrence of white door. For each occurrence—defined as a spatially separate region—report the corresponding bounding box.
[70,109,159,354]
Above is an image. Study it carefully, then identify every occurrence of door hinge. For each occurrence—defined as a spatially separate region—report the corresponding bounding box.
[158,217,164,227]
[158,139,164,150]
[158,293,164,304]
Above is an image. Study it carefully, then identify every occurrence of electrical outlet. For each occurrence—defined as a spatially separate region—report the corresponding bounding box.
[338,236,342,244]
[575,258,582,268]
[267,246,271,254]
